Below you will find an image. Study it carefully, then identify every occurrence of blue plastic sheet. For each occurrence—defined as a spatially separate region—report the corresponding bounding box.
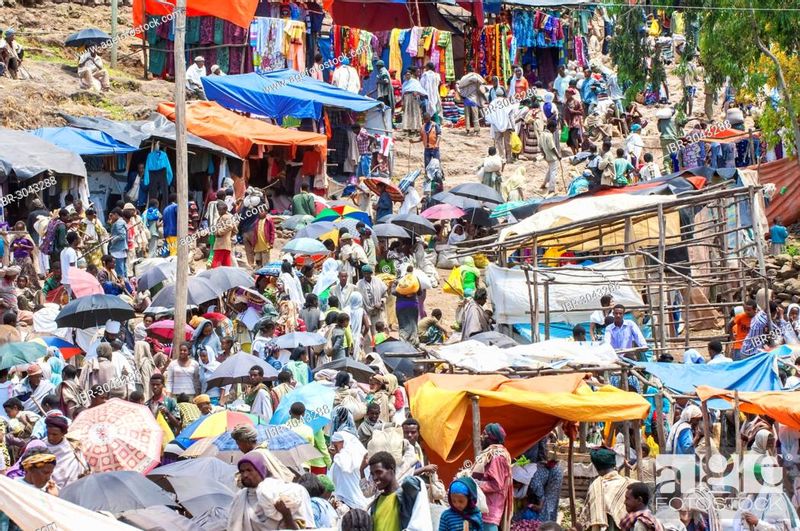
[31,127,139,156]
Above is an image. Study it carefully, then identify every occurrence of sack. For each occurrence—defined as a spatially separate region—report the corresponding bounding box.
[475,482,489,513]
[428,472,447,502]
[436,246,458,269]
[396,273,420,296]
[473,254,490,268]
[510,131,523,154]
[443,267,463,296]
[341,394,367,422]
[560,125,569,143]
[367,426,405,462]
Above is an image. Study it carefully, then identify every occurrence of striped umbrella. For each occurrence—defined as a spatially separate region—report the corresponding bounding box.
[397,170,422,193]
[314,205,372,226]
[32,336,82,360]
[364,177,404,202]
[177,411,269,441]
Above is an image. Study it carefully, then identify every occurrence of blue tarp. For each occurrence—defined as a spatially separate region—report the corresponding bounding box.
[202,69,383,120]
[30,127,139,156]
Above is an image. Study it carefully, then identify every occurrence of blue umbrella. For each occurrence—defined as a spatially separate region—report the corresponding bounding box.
[65,28,111,48]
[282,238,330,256]
[270,381,334,432]
[255,263,283,277]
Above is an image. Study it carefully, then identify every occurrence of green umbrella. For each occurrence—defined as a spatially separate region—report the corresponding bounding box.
[0,342,47,371]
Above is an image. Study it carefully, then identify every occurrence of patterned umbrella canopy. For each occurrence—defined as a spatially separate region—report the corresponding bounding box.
[177,410,270,441]
[314,205,372,226]
[364,177,404,202]
[31,336,82,360]
[69,399,163,474]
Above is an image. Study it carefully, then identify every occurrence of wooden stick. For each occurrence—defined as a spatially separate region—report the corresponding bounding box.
[531,237,540,342]
[655,392,666,450]
[634,419,644,481]
[523,266,537,343]
[700,400,713,475]
[657,204,668,353]
[470,395,481,461]
[734,390,743,493]
[568,430,577,525]
[622,369,631,477]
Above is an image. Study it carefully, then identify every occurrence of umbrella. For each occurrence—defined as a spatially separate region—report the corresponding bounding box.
[377,214,395,223]
[314,358,375,382]
[64,28,111,48]
[148,457,237,497]
[68,267,103,298]
[281,214,315,231]
[297,221,336,240]
[31,336,82,360]
[333,217,362,234]
[392,213,437,236]
[205,352,279,389]
[311,193,330,215]
[421,204,466,220]
[449,182,504,204]
[374,339,420,377]
[148,277,220,308]
[490,197,541,219]
[55,294,135,329]
[118,506,195,531]
[59,471,175,515]
[147,320,194,341]
[282,237,330,256]
[197,266,255,293]
[137,262,176,292]
[255,262,283,277]
[177,410,269,441]
[364,177,404,202]
[470,330,519,349]
[274,331,326,349]
[0,342,47,370]
[315,205,371,226]
[69,398,163,473]
[203,312,227,322]
[372,223,410,239]
[432,191,483,210]
[270,381,334,432]
[181,425,319,469]
[463,207,497,227]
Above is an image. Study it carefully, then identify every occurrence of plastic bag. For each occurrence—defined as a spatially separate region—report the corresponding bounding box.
[510,131,523,154]
[473,254,489,268]
[560,125,569,143]
[396,273,420,296]
[443,267,463,296]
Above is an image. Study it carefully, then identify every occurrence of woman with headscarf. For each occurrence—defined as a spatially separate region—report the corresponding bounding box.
[197,346,221,402]
[440,477,483,530]
[279,260,305,308]
[448,224,467,246]
[666,404,703,455]
[43,415,87,489]
[783,303,800,344]
[460,257,481,299]
[46,348,64,387]
[502,166,526,203]
[276,295,304,336]
[564,87,585,155]
[4,439,47,479]
[330,405,358,437]
[366,374,395,424]
[346,291,368,359]
[467,422,513,531]
[385,373,406,424]
[133,341,157,400]
[329,431,370,510]
[314,258,341,305]
[191,318,222,359]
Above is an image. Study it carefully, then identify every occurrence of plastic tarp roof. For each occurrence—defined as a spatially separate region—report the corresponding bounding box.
[754,157,800,226]
[638,351,782,406]
[696,386,800,431]
[132,0,258,31]
[485,258,644,325]
[499,194,682,251]
[62,113,241,160]
[157,101,327,159]
[31,127,139,156]
[201,70,383,120]
[407,373,650,479]
[0,128,87,181]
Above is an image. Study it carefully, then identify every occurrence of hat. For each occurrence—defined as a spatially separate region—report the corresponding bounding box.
[210,64,221,73]
[22,453,56,471]
[484,423,506,444]
[361,265,374,273]
[631,124,642,132]
[238,450,268,480]
[27,363,42,376]
[5,28,15,38]
[340,233,353,241]
[331,432,346,443]
[123,203,136,211]
[590,447,618,470]
[105,320,121,334]
[45,415,69,433]
[375,60,385,68]
[193,394,211,405]
[341,57,350,66]
[5,266,20,276]
[194,56,205,62]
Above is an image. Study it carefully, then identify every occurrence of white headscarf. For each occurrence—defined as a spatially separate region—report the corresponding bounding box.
[347,291,365,355]
[313,258,340,296]
[329,431,369,510]
[751,429,772,455]
[666,404,702,453]
[448,224,466,245]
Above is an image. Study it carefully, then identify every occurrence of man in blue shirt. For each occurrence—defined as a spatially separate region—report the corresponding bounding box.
[163,193,178,256]
[604,304,648,355]
[770,217,789,255]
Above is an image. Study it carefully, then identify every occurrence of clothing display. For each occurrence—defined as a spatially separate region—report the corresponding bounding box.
[250,17,308,72]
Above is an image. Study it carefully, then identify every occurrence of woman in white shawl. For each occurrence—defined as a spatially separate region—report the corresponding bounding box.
[448,224,467,246]
[401,69,426,133]
[329,431,370,510]
[279,260,304,307]
[43,415,87,489]
[133,340,157,400]
[347,291,368,359]
[666,404,703,455]
[313,258,340,298]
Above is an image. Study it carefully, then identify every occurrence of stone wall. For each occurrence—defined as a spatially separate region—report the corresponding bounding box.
[766,254,800,303]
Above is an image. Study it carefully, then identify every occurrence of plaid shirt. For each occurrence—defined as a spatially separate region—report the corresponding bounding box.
[356,129,372,155]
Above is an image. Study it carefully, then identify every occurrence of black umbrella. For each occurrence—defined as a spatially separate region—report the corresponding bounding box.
[462,207,497,228]
[149,276,220,308]
[375,339,420,355]
[374,340,420,378]
[432,191,483,210]
[55,294,135,329]
[59,471,176,515]
[449,183,504,205]
[197,266,255,294]
[392,213,436,236]
[65,28,111,48]
[314,358,375,382]
[372,223,411,239]
[470,331,518,349]
[137,262,176,292]
[206,352,279,388]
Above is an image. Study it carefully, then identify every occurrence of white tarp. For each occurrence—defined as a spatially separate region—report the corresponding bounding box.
[434,339,620,372]
[485,257,644,325]
[0,474,137,531]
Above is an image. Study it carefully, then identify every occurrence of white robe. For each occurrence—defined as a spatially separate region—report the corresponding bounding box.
[419,70,442,116]
[47,438,86,489]
[228,479,315,531]
[329,432,369,510]
[279,272,304,307]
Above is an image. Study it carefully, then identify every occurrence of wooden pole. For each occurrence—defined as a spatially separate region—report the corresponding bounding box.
[470,395,481,461]
[172,0,189,358]
[684,280,691,348]
[634,419,644,481]
[111,0,119,69]
[655,392,666,450]
[621,369,631,477]
[749,186,771,330]
[700,400,712,474]
[734,390,743,493]
[657,204,668,353]
[531,237,540,342]
[568,430,577,525]
[579,422,587,453]
[543,278,551,340]
[523,266,536,343]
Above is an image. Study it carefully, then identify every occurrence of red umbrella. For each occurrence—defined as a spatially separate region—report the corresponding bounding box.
[364,177,404,202]
[202,312,228,322]
[147,320,194,341]
[421,204,466,220]
[68,267,103,298]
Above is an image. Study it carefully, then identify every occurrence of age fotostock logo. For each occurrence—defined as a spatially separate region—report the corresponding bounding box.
[655,454,784,514]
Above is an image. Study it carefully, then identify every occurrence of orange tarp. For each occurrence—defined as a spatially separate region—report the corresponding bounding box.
[133,0,258,33]
[754,157,800,226]
[157,102,327,160]
[406,373,651,481]
[697,386,800,431]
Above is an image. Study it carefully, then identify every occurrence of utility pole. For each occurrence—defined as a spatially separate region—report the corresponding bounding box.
[110,0,118,68]
[172,0,189,357]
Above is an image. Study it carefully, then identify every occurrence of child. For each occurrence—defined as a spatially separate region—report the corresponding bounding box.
[613,147,635,186]
[770,217,789,255]
[418,309,447,345]
[330,313,349,361]
[373,321,388,346]
[439,477,482,531]
[144,199,162,258]
[639,153,662,181]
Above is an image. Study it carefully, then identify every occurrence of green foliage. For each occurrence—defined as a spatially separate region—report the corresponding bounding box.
[608,7,650,102]
[787,244,799,258]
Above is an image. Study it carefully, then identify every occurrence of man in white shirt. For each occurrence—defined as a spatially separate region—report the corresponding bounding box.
[706,339,731,365]
[639,153,662,181]
[0,28,24,79]
[332,57,360,94]
[186,56,207,99]
[485,87,518,164]
[77,47,110,91]
[60,232,80,299]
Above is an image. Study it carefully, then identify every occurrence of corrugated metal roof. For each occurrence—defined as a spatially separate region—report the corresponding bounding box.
[756,157,800,226]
